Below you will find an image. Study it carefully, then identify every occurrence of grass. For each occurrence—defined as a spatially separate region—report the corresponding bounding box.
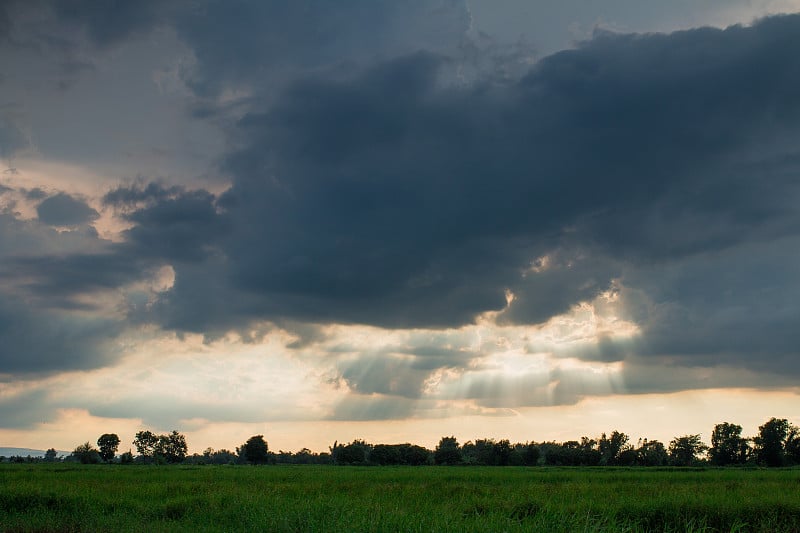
[1,465,799,532]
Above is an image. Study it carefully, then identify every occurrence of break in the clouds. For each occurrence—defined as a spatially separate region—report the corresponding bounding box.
[1,1,800,443]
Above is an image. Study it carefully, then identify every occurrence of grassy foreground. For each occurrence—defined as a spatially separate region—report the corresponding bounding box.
[1,465,799,532]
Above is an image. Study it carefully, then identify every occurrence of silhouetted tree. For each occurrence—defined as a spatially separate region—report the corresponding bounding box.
[72,442,101,464]
[133,430,159,460]
[709,422,749,466]
[400,444,431,465]
[754,418,791,467]
[238,435,270,465]
[434,436,462,465]
[668,435,708,466]
[338,440,371,465]
[369,444,401,465]
[784,427,800,466]
[636,439,668,466]
[494,439,512,466]
[43,448,58,463]
[522,443,540,466]
[133,429,187,463]
[97,433,121,462]
[156,430,188,463]
[598,431,631,466]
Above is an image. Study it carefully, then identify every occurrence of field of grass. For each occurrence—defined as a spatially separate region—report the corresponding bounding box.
[1,465,799,532]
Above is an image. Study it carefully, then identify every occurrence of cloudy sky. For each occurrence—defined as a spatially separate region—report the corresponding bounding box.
[2,0,800,454]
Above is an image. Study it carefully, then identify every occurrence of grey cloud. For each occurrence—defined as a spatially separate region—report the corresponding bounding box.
[339,354,435,399]
[0,114,27,158]
[0,298,121,374]
[36,193,99,226]
[51,0,166,47]
[499,252,621,325]
[0,210,138,375]
[88,396,313,429]
[614,235,800,372]
[172,0,471,99]
[327,394,418,421]
[0,389,54,429]
[102,181,185,209]
[5,253,148,309]
[188,16,796,333]
[115,14,800,357]
[24,188,47,200]
[119,188,226,263]
[619,361,799,395]
[5,7,800,399]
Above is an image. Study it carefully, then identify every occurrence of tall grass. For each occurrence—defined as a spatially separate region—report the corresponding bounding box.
[1,465,798,532]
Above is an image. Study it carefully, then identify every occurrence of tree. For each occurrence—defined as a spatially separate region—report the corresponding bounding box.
[133,430,187,464]
[636,439,668,467]
[754,418,791,467]
[522,443,540,466]
[72,442,101,464]
[668,435,708,466]
[709,422,749,466]
[238,435,270,465]
[97,433,121,462]
[434,436,462,465]
[494,439,512,466]
[336,440,371,465]
[156,430,188,464]
[43,448,59,463]
[598,431,631,466]
[133,430,159,459]
[785,427,800,466]
[399,444,431,466]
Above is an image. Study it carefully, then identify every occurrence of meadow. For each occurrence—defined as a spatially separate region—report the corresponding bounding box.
[1,465,799,532]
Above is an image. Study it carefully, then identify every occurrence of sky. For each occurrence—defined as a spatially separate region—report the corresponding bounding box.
[2,0,800,455]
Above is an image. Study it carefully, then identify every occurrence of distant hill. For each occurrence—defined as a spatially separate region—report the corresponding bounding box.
[0,447,68,458]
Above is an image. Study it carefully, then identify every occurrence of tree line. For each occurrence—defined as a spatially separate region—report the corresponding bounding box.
[4,417,799,467]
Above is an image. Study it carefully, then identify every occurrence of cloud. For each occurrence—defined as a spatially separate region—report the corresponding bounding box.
[147,15,789,337]
[50,0,166,47]
[36,192,99,226]
[0,388,54,429]
[170,0,472,99]
[0,114,28,159]
[4,6,800,410]
[0,298,121,375]
[0,206,135,375]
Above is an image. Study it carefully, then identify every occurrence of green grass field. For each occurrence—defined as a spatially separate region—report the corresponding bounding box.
[1,465,799,532]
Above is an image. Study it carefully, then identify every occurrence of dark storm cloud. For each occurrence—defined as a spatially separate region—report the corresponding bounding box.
[102,181,185,208]
[36,193,99,226]
[175,15,797,338]
[0,297,120,374]
[615,236,800,373]
[0,205,140,374]
[5,253,146,308]
[29,0,470,103]
[24,188,47,200]
[0,389,54,429]
[50,0,167,47]
[116,188,227,263]
[4,5,800,397]
[170,0,471,98]
[0,114,27,158]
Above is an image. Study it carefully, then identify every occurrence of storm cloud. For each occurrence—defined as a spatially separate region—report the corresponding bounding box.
[36,193,99,226]
[134,15,800,346]
[3,1,800,435]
